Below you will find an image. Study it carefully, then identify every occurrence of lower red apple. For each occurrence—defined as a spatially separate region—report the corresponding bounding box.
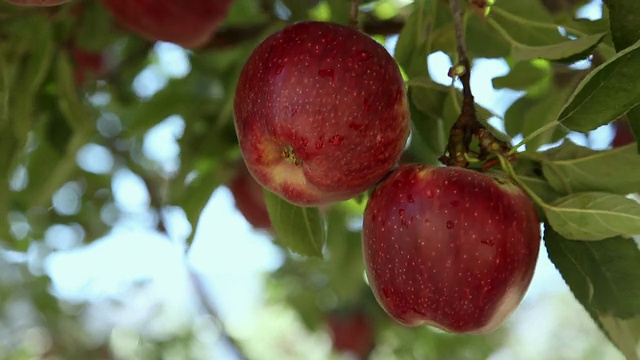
[228,164,272,231]
[362,164,541,334]
[327,312,375,359]
[100,0,233,48]
[234,21,409,206]
[5,0,70,5]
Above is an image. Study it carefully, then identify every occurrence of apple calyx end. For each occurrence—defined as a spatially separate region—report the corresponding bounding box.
[281,145,302,167]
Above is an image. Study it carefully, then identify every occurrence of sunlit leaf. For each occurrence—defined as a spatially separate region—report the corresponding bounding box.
[545,227,640,359]
[545,192,640,240]
[558,38,640,132]
[542,141,640,194]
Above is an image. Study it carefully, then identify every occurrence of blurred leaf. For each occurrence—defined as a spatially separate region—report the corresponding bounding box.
[605,0,640,52]
[264,190,326,258]
[490,3,566,47]
[541,141,640,194]
[492,59,552,91]
[394,6,430,77]
[558,39,640,132]
[55,52,89,132]
[545,227,640,359]
[465,12,510,58]
[512,32,605,62]
[545,192,640,241]
[504,86,571,150]
[327,0,350,25]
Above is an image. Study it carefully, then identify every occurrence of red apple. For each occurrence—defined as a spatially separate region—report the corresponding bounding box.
[228,164,272,231]
[612,119,636,148]
[234,21,410,206]
[72,47,108,85]
[327,312,375,359]
[100,0,233,48]
[362,164,541,334]
[5,0,70,6]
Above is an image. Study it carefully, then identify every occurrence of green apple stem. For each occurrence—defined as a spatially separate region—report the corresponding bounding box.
[509,120,561,154]
[497,153,548,209]
[441,0,512,168]
[350,0,360,28]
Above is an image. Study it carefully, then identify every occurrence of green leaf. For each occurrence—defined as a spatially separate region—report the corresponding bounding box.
[55,53,88,132]
[512,32,606,62]
[544,227,640,359]
[264,190,326,258]
[558,38,640,132]
[542,141,640,194]
[503,86,571,150]
[490,2,565,47]
[605,0,640,52]
[544,192,640,241]
[492,59,552,91]
[394,7,430,77]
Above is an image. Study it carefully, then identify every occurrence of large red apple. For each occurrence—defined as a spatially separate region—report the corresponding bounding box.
[362,164,541,334]
[228,163,272,231]
[100,0,233,48]
[234,21,410,206]
[5,0,70,5]
[327,312,375,359]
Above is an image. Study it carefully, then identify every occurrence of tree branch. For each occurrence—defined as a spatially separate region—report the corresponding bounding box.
[350,0,360,28]
[441,0,511,168]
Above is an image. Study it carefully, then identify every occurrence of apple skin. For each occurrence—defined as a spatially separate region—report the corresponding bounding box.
[362,164,541,334]
[5,0,70,5]
[234,21,410,207]
[228,164,272,231]
[100,0,233,48]
[327,312,375,359]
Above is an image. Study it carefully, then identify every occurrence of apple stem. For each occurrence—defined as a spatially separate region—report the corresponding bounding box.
[350,0,360,28]
[441,0,512,168]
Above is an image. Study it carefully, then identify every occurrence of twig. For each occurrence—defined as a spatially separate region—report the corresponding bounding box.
[350,0,360,28]
[441,0,511,168]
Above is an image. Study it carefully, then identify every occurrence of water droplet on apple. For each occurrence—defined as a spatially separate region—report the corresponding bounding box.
[426,190,434,198]
[315,137,324,149]
[275,64,285,75]
[407,194,414,203]
[329,135,343,145]
[450,200,460,208]
[318,68,335,80]
[401,218,410,228]
[290,106,299,117]
[446,220,454,229]
[398,209,405,217]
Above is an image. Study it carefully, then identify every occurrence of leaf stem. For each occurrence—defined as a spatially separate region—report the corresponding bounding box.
[510,120,561,153]
[497,154,548,209]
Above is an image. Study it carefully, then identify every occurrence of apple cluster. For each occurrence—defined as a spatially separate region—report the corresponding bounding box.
[234,21,542,334]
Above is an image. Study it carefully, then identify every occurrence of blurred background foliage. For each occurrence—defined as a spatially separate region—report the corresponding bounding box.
[0,0,634,359]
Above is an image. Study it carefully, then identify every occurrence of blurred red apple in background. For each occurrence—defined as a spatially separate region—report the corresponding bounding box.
[5,0,70,6]
[612,119,636,148]
[228,163,272,231]
[363,164,541,334]
[100,0,233,48]
[72,47,108,85]
[327,311,375,360]
[234,21,410,206]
